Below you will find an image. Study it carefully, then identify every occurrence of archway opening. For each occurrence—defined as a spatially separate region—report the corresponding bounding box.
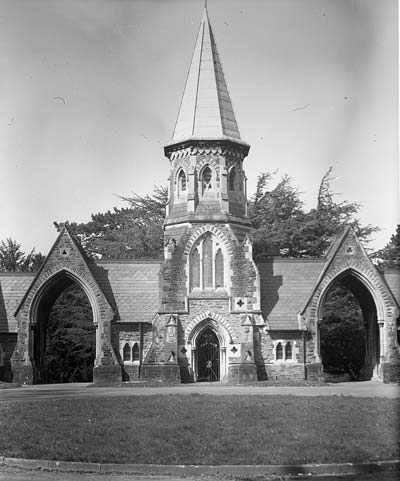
[33,275,95,384]
[320,273,379,381]
[196,327,220,382]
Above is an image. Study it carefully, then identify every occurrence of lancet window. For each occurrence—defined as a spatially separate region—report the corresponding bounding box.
[122,342,140,364]
[189,233,226,291]
[274,341,294,362]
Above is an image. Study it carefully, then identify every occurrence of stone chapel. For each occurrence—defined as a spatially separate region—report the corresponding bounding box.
[0,7,399,385]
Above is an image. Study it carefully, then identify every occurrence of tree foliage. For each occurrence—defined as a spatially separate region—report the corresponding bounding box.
[45,284,95,383]
[372,224,400,269]
[0,238,45,272]
[250,168,378,259]
[66,186,167,260]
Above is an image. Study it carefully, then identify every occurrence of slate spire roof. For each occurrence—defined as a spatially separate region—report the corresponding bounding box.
[172,6,241,142]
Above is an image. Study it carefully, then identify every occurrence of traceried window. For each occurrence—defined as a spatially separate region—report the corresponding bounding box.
[229,168,236,191]
[189,233,226,291]
[201,166,213,194]
[177,169,187,197]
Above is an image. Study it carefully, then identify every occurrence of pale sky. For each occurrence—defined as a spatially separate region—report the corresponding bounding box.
[1,0,398,255]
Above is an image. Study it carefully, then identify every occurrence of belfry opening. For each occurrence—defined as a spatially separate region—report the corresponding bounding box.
[31,271,95,384]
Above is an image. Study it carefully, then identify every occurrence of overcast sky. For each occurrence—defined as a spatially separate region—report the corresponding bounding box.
[1,0,398,255]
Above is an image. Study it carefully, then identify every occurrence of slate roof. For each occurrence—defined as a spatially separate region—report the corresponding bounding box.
[0,273,35,332]
[95,260,162,323]
[172,7,241,142]
[382,269,400,305]
[258,258,325,330]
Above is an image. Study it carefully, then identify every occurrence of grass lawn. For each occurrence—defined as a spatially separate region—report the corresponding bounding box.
[0,394,399,465]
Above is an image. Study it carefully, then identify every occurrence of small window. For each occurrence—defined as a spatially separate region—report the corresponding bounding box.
[229,168,236,191]
[178,170,187,195]
[123,343,131,362]
[276,342,283,360]
[132,343,140,362]
[285,342,292,360]
[202,166,212,193]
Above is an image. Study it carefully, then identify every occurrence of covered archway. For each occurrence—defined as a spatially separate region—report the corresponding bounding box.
[30,270,97,384]
[318,269,380,380]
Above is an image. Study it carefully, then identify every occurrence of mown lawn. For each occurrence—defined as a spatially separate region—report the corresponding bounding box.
[0,395,399,465]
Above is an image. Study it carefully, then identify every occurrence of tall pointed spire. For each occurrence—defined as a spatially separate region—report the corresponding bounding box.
[172,7,241,142]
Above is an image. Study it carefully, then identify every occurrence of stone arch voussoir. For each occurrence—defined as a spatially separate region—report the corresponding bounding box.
[185,311,234,343]
[184,225,234,256]
[313,262,393,321]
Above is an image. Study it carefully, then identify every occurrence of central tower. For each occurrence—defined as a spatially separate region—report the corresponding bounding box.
[143,6,261,383]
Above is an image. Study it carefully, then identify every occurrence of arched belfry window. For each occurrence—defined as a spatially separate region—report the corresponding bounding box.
[178,169,187,197]
[229,168,236,191]
[201,166,213,194]
[189,233,227,291]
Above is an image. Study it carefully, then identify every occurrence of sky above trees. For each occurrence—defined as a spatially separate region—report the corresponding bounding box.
[1,0,398,255]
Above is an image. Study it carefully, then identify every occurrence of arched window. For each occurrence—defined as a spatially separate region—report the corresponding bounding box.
[190,248,200,289]
[123,343,131,362]
[276,342,283,360]
[189,233,227,291]
[229,168,236,191]
[132,343,140,362]
[215,248,224,288]
[201,166,213,194]
[178,169,186,197]
[285,342,292,360]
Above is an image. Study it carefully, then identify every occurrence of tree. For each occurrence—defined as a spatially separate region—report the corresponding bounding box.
[0,238,44,272]
[249,168,378,259]
[67,186,167,260]
[372,224,400,268]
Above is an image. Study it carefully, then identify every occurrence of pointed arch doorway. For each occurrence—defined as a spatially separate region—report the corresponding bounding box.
[196,328,220,382]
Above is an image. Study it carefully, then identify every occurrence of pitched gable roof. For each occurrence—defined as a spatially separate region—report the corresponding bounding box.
[15,224,114,318]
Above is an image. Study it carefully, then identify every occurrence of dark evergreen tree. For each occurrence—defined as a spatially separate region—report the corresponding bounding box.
[66,186,167,260]
[249,168,378,259]
[45,284,95,383]
[0,238,44,272]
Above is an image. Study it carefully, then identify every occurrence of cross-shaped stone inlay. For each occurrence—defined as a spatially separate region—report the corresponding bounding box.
[231,346,238,354]
[180,347,187,355]
[236,299,244,308]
